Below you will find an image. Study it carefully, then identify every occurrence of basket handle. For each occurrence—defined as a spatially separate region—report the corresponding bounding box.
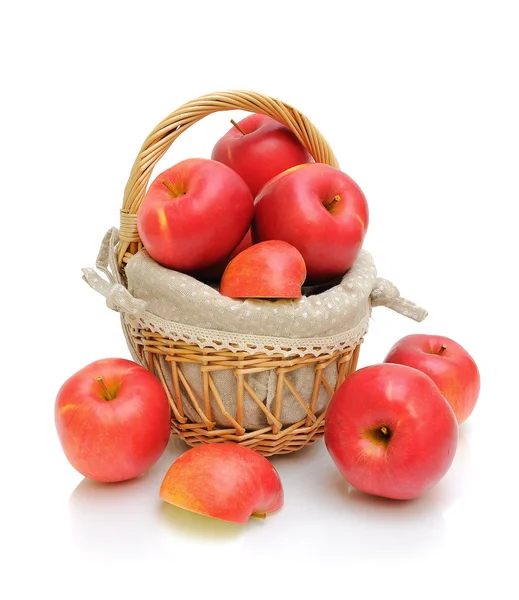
[117,90,339,268]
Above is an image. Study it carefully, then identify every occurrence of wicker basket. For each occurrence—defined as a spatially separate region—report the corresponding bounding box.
[114,90,363,456]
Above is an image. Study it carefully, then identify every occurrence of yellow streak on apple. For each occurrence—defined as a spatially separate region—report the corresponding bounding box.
[355,213,365,229]
[59,404,78,413]
[161,486,206,516]
[282,164,307,176]
[157,208,168,231]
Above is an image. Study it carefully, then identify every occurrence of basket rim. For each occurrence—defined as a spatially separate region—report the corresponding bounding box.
[125,310,370,358]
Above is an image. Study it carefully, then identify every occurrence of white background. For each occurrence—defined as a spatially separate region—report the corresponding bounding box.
[2,1,518,598]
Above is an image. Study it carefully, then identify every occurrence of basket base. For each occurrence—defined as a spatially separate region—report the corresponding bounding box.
[127,322,363,457]
[170,418,325,457]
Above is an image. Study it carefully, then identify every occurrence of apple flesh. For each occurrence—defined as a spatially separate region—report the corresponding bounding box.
[137,158,253,272]
[253,163,369,284]
[211,114,313,197]
[384,334,480,424]
[324,363,458,500]
[220,240,306,299]
[55,358,171,483]
[159,444,284,523]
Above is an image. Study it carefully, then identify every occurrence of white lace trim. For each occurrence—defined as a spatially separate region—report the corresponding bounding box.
[124,310,370,357]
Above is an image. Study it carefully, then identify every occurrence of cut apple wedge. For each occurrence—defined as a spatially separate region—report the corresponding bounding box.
[159,444,284,524]
[220,240,306,299]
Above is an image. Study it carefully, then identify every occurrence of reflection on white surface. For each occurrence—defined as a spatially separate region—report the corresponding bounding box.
[68,431,472,566]
[68,438,187,557]
[11,371,518,597]
[159,503,244,540]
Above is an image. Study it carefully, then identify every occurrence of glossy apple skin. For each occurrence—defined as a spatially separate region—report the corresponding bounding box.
[137,158,253,272]
[253,163,369,284]
[159,444,284,523]
[220,240,306,298]
[211,114,313,197]
[324,364,458,500]
[192,228,253,281]
[384,334,480,424]
[55,358,171,483]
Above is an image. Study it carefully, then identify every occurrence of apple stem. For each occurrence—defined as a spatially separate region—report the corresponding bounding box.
[324,195,341,211]
[380,426,389,436]
[250,512,267,520]
[438,345,447,356]
[230,119,246,136]
[161,180,177,194]
[96,376,114,401]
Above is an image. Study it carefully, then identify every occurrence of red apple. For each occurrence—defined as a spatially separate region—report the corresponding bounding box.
[324,363,458,500]
[137,158,253,272]
[227,228,253,261]
[211,114,313,197]
[384,334,480,424]
[159,444,284,523]
[253,163,369,284]
[192,228,253,281]
[220,240,306,299]
[55,358,171,483]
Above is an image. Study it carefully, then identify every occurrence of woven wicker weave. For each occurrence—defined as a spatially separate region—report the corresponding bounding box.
[117,90,362,456]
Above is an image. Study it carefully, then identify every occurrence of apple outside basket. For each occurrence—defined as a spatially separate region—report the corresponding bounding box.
[82,90,427,456]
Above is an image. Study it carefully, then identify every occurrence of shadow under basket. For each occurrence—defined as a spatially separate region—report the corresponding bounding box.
[130,327,362,456]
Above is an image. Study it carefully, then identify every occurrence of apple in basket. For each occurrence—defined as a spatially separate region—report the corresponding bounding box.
[253,163,369,284]
[220,240,306,299]
[211,114,313,197]
[324,363,458,500]
[137,158,254,272]
[193,228,253,281]
[160,444,284,523]
[55,358,171,482]
[384,334,480,424]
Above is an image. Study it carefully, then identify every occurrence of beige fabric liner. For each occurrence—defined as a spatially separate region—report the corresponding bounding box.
[82,228,427,428]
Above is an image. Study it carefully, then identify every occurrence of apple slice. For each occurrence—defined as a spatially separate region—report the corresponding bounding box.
[220,240,306,299]
[159,444,284,523]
